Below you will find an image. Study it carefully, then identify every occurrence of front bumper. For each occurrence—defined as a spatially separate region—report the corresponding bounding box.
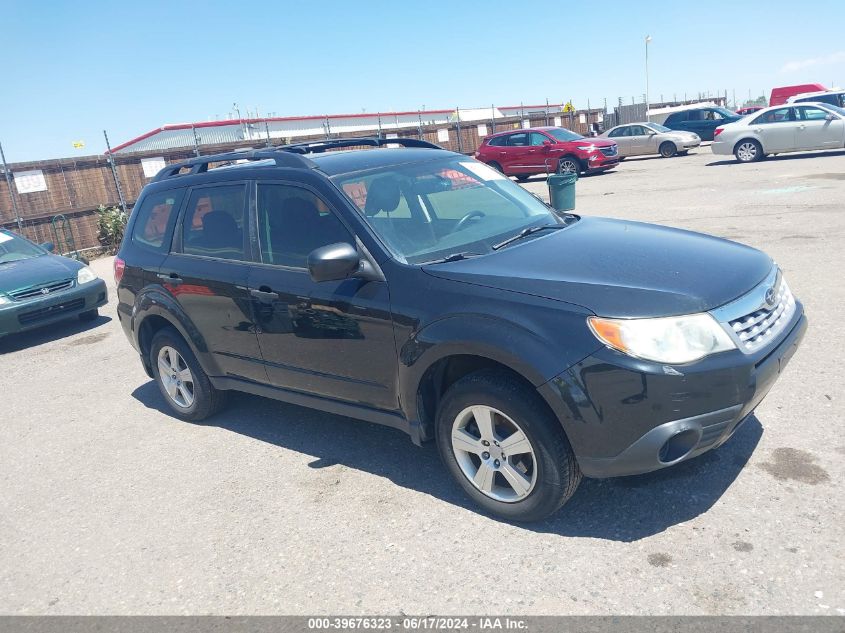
[586,153,620,171]
[0,279,108,337]
[538,308,806,478]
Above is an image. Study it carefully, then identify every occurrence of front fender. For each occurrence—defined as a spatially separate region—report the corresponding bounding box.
[398,313,602,434]
[132,286,222,377]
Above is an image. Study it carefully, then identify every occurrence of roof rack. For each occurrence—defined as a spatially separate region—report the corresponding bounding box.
[151,149,317,182]
[281,137,441,154]
[151,137,441,182]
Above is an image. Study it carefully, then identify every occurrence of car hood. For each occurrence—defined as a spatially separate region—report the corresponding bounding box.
[666,131,699,140]
[422,217,772,318]
[0,254,82,294]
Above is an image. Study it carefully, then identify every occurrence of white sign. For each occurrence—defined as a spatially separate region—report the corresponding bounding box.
[14,170,47,194]
[554,116,562,127]
[597,113,604,122]
[437,128,449,143]
[579,113,586,124]
[141,157,167,179]
[386,133,398,139]
[476,124,488,137]
[522,119,531,129]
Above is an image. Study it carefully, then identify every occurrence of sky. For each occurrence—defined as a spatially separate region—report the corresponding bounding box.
[1,0,844,162]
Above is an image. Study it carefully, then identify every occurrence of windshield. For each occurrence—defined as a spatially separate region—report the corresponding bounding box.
[714,107,738,119]
[826,104,845,117]
[546,128,584,142]
[0,231,45,264]
[647,123,671,132]
[333,156,561,264]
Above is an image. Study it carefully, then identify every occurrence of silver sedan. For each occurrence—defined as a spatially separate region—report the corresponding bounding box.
[600,122,700,158]
[712,102,845,163]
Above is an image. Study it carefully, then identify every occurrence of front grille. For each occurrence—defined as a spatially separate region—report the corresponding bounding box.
[728,276,796,353]
[600,145,618,157]
[9,278,75,300]
[18,298,85,325]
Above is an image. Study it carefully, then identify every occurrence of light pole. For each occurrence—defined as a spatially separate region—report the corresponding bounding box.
[645,35,652,117]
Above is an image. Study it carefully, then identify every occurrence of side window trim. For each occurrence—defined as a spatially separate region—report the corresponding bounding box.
[171,180,250,262]
[253,179,358,270]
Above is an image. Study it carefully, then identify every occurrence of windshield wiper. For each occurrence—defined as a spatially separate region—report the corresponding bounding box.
[427,252,482,264]
[492,224,563,250]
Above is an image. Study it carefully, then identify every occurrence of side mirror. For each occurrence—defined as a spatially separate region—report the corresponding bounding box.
[825,113,836,121]
[542,140,552,146]
[40,241,55,252]
[307,242,361,283]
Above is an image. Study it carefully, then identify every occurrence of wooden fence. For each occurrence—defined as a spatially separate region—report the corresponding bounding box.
[1,109,605,251]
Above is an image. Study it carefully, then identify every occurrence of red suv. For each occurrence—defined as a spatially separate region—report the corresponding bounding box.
[474,127,619,179]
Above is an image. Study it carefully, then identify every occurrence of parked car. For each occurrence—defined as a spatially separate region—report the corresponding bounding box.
[600,122,700,158]
[712,102,845,162]
[475,127,619,179]
[116,138,806,521]
[0,230,107,338]
[769,83,827,106]
[789,89,845,109]
[736,106,764,116]
[661,106,741,141]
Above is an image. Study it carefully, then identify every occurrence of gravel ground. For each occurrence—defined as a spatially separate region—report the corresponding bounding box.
[1,146,843,615]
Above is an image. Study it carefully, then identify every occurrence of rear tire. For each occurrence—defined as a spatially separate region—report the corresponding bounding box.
[78,308,98,322]
[150,327,228,421]
[734,139,763,163]
[436,369,582,522]
[515,174,530,182]
[659,141,677,158]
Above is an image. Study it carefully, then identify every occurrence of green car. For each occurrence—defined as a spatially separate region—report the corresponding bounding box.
[0,229,108,339]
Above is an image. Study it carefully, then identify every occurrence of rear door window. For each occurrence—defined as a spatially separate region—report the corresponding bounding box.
[130,188,186,252]
[487,136,508,147]
[180,184,247,261]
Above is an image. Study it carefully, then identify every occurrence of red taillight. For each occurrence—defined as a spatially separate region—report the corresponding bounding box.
[113,256,126,285]
[714,127,724,138]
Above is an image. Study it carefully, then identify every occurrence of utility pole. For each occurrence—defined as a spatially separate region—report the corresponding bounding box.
[103,130,127,214]
[0,141,23,232]
[191,125,201,156]
[645,35,652,116]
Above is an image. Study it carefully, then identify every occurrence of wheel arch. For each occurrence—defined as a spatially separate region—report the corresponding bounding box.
[399,314,589,444]
[132,288,220,378]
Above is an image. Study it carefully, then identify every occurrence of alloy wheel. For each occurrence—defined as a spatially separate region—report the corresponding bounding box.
[737,142,758,162]
[450,405,537,502]
[558,159,579,175]
[157,346,195,408]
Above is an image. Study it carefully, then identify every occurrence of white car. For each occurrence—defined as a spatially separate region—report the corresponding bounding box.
[600,122,700,158]
[712,102,845,162]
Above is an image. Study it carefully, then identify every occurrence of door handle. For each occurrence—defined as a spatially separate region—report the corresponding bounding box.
[157,273,182,285]
[250,287,278,301]
[797,124,806,130]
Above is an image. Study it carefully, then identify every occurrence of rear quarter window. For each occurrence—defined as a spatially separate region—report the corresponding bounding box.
[130,188,186,252]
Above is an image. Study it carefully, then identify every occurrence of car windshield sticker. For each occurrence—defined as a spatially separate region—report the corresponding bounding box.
[459,161,507,182]
[0,232,13,244]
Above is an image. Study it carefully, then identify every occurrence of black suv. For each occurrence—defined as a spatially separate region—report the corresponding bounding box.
[116,138,806,521]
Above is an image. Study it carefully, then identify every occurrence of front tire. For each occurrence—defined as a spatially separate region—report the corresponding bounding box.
[659,141,677,158]
[557,156,581,175]
[734,139,763,163]
[487,161,503,173]
[515,174,530,182]
[436,370,581,522]
[150,327,227,421]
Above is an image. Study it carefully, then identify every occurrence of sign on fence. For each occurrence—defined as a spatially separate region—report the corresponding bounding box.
[436,129,449,143]
[14,170,47,194]
[141,157,167,179]
[476,124,488,137]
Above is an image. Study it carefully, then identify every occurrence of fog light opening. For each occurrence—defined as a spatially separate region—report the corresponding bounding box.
[658,429,700,464]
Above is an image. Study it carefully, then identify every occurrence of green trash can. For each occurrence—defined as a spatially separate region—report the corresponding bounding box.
[547,172,578,212]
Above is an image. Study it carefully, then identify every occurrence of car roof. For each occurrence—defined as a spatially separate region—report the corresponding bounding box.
[309,147,457,176]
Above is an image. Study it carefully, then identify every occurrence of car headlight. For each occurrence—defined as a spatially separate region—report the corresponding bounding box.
[77,266,99,284]
[588,313,736,364]
[0,294,11,305]
[575,145,597,151]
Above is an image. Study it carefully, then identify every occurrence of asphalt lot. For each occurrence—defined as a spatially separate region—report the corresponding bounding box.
[1,146,844,615]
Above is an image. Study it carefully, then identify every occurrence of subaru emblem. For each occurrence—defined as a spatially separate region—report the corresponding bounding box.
[764,287,776,307]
